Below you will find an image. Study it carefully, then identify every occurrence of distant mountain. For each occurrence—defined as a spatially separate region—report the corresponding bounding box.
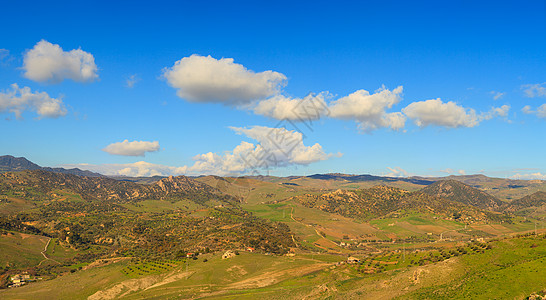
[306,173,435,185]
[0,155,42,171]
[0,169,234,205]
[246,173,435,186]
[503,191,546,213]
[420,180,504,211]
[291,185,506,223]
[0,155,102,177]
[109,175,166,184]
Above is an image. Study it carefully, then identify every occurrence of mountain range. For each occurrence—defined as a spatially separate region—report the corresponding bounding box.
[0,155,102,177]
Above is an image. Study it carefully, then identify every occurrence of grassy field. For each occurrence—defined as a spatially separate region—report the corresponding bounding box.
[0,231,48,269]
[0,252,337,299]
[1,233,544,299]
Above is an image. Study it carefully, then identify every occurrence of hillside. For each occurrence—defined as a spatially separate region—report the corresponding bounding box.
[0,170,297,275]
[306,173,435,185]
[0,155,102,177]
[0,170,232,205]
[503,191,546,213]
[420,180,504,211]
[290,185,505,223]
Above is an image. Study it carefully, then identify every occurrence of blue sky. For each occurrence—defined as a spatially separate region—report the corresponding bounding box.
[1,0,545,179]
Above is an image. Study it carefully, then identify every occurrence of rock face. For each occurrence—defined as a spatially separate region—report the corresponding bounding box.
[420,180,504,211]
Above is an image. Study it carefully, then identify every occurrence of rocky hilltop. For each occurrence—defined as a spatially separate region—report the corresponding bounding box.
[420,179,504,211]
[0,170,233,205]
[503,191,546,212]
[291,185,506,223]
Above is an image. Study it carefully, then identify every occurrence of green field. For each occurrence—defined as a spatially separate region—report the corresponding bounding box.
[0,232,48,269]
[2,234,543,299]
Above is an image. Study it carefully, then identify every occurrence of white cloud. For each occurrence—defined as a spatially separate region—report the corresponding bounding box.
[252,92,329,121]
[102,140,160,157]
[490,91,505,100]
[510,172,546,180]
[187,126,337,175]
[522,105,533,114]
[403,100,509,128]
[480,105,510,120]
[231,126,334,164]
[23,40,98,83]
[329,86,405,132]
[0,83,67,119]
[163,54,286,105]
[403,99,479,128]
[64,161,187,177]
[73,126,337,177]
[440,168,466,175]
[521,104,546,118]
[522,83,546,98]
[125,74,140,88]
[386,167,409,177]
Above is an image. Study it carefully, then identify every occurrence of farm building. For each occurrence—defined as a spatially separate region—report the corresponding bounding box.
[347,257,360,264]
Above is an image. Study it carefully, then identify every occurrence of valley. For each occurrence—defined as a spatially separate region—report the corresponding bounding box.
[0,159,545,299]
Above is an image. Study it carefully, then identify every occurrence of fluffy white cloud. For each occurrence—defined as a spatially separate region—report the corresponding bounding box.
[23,40,98,83]
[64,161,187,177]
[232,126,333,164]
[74,126,336,177]
[403,100,509,128]
[0,83,67,119]
[522,105,533,114]
[522,83,546,98]
[521,104,546,118]
[163,54,286,105]
[510,172,546,180]
[440,168,466,175]
[252,93,329,121]
[187,126,337,175]
[386,167,409,177]
[481,105,510,120]
[102,140,160,156]
[403,99,479,128]
[329,86,405,132]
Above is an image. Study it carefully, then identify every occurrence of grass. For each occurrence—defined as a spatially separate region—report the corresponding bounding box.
[406,233,546,299]
[0,258,132,300]
[44,238,77,262]
[0,231,48,269]
[1,234,545,299]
